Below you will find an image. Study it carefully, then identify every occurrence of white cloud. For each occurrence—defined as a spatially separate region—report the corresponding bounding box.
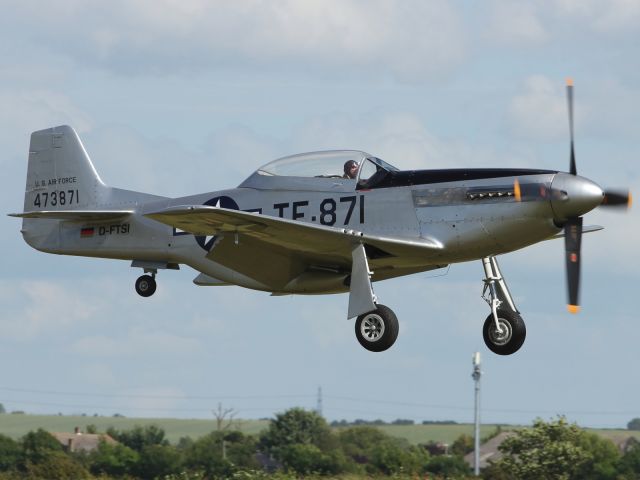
[485,0,549,45]
[0,90,92,162]
[508,75,577,140]
[73,328,203,357]
[0,280,102,340]
[114,386,187,417]
[79,110,538,199]
[79,363,118,389]
[552,0,640,33]
[3,0,465,81]
[290,110,536,169]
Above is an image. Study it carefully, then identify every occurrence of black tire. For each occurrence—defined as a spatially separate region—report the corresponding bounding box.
[482,309,526,355]
[355,304,399,352]
[135,275,156,297]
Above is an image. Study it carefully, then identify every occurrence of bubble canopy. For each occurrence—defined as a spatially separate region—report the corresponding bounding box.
[255,150,398,178]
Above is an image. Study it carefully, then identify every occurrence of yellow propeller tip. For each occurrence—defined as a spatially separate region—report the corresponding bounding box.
[567,304,580,314]
[514,179,522,202]
[566,77,574,87]
[629,191,633,208]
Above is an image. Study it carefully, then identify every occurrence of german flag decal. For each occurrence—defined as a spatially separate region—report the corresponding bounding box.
[80,227,95,238]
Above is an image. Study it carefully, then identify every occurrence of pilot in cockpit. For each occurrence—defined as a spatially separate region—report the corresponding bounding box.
[342,160,359,179]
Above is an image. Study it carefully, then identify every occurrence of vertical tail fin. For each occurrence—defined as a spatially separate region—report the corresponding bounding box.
[24,125,107,212]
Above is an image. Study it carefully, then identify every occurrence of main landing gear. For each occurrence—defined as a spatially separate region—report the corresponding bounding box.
[480,256,526,355]
[355,305,399,352]
[135,274,156,297]
[348,243,400,353]
[131,260,180,298]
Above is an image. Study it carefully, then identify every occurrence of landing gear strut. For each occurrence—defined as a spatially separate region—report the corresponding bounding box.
[481,256,526,355]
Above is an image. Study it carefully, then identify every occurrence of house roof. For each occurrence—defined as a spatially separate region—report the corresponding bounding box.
[51,432,117,452]
[463,432,515,470]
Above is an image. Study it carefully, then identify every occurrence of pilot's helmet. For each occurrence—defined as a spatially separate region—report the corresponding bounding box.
[344,160,359,177]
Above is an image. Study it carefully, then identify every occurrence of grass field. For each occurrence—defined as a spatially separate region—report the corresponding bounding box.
[0,414,637,446]
[0,414,269,444]
[0,415,501,444]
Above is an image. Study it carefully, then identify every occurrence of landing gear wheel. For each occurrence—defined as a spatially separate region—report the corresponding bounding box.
[355,304,399,352]
[135,275,156,297]
[482,309,526,355]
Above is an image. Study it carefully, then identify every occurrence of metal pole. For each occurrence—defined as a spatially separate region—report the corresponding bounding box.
[316,386,323,417]
[472,352,482,476]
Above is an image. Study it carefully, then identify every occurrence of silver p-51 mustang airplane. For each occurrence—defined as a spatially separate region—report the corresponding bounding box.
[11,82,630,354]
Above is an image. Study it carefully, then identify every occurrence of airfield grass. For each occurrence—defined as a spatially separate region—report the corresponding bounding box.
[0,414,637,446]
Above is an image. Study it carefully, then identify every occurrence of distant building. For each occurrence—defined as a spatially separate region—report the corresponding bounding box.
[51,427,117,453]
[463,431,514,470]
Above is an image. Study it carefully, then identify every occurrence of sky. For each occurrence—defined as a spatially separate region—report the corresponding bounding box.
[1,0,639,429]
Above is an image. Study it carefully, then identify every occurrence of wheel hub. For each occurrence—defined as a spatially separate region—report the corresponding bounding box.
[488,319,512,346]
[360,314,385,342]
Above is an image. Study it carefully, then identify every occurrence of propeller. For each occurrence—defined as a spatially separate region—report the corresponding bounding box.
[513,79,631,313]
[564,217,582,313]
[602,190,633,208]
[561,79,630,313]
[567,78,577,176]
[564,78,581,313]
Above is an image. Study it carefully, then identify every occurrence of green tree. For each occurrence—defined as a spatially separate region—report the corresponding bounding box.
[260,408,336,452]
[575,429,620,480]
[277,443,348,475]
[490,417,620,480]
[86,439,139,477]
[0,404,5,414]
[618,438,640,477]
[0,434,20,471]
[21,429,63,464]
[136,444,182,479]
[183,430,259,477]
[338,425,428,475]
[450,433,474,456]
[424,454,472,477]
[338,426,389,467]
[260,408,345,474]
[106,424,168,452]
[369,441,428,475]
[24,451,90,480]
[627,418,640,431]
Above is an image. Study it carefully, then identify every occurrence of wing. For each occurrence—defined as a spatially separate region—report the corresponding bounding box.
[147,205,441,259]
[145,205,444,288]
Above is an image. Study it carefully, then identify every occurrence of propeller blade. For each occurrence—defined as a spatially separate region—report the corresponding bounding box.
[566,78,577,175]
[564,216,583,313]
[601,190,632,209]
[513,178,522,202]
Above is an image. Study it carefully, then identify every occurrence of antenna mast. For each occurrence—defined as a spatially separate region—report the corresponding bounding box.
[472,352,482,476]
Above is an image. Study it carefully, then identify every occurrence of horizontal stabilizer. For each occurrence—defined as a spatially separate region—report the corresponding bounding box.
[8,210,133,221]
[547,224,603,240]
[193,273,231,286]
